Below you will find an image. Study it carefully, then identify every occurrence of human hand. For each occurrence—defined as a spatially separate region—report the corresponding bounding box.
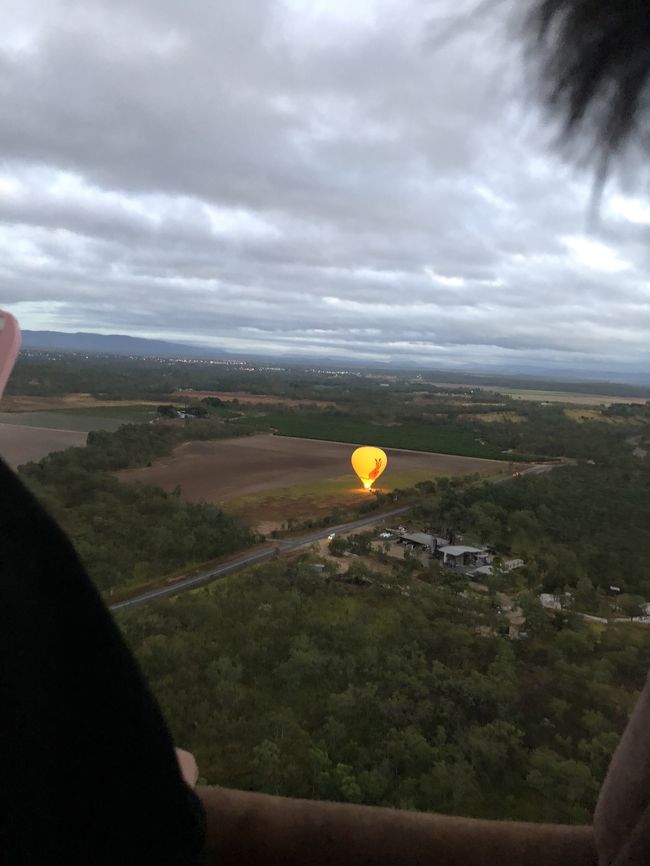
[175,748,199,789]
[0,312,20,400]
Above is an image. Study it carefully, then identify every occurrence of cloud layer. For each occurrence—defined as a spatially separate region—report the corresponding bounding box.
[1,0,649,375]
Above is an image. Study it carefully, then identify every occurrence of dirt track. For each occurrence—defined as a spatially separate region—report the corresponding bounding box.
[0,424,87,469]
[117,434,507,503]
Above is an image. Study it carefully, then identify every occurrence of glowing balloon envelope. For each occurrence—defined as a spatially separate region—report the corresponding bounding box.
[351,446,387,490]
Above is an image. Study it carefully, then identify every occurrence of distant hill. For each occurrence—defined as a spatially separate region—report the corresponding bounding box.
[21,331,226,359]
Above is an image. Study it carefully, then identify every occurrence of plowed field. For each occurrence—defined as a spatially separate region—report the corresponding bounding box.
[117,434,510,503]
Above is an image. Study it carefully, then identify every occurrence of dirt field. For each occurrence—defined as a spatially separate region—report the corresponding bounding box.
[429,383,650,406]
[0,423,87,469]
[461,412,524,423]
[174,390,336,407]
[0,393,162,412]
[117,434,510,506]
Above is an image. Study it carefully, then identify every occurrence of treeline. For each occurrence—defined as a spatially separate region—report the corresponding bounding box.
[19,420,256,591]
[118,559,650,824]
[469,405,636,461]
[7,354,382,402]
[604,403,650,419]
[13,352,650,400]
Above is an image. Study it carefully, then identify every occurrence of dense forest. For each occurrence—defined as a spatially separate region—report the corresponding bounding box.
[118,558,650,824]
[18,421,257,591]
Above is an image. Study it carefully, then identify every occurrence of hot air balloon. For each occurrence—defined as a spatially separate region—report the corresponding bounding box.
[351,446,387,490]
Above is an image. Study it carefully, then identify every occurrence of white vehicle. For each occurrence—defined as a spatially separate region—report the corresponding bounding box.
[327,533,336,540]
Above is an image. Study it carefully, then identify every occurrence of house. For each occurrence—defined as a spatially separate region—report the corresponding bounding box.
[503,558,525,571]
[395,531,449,552]
[437,545,486,568]
[397,532,436,552]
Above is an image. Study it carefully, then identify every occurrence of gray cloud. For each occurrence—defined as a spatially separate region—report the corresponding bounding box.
[1,0,649,377]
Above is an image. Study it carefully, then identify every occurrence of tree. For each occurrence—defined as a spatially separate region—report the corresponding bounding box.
[348,531,373,555]
[618,594,646,622]
[186,405,208,418]
[519,592,549,635]
[575,576,597,611]
[346,559,371,585]
[251,740,283,795]
[329,536,349,556]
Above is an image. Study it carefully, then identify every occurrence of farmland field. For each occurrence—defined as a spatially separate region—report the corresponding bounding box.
[175,389,336,407]
[117,434,514,527]
[257,413,509,459]
[500,389,649,406]
[0,405,157,431]
[0,393,161,412]
[428,382,650,405]
[0,411,128,433]
[0,423,87,469]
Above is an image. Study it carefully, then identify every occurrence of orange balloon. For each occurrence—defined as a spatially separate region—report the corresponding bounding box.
[351,446,387,490]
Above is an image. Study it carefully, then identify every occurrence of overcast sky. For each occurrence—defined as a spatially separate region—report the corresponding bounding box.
[1,0,649,377]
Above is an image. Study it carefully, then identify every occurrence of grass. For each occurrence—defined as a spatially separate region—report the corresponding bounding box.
[228,469,448,510]
[0,404,157,431]
[258,412,510,460]
[467,412,526,424]
[227,465,513,531]
[0,411,123,432]
[55,404,158,422]
[503,389,649,406]
[564,408,629,424]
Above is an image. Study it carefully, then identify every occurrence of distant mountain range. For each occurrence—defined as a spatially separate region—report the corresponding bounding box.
[21,330,225,359]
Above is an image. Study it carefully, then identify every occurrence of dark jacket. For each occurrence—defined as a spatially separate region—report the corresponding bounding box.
[0,459,206,865]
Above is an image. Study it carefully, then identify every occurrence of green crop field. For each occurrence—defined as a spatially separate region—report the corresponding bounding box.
[55,404,158,423]
[257,412,510,460]
[0,404,157,432]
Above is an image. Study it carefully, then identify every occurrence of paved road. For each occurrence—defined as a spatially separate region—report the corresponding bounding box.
[110,505,412,611]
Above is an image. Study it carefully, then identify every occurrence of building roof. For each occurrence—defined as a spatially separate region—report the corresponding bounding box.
[439,545,484,557]
[433,536,449,548]
[503,558,525,571]
[400,532,435,547]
